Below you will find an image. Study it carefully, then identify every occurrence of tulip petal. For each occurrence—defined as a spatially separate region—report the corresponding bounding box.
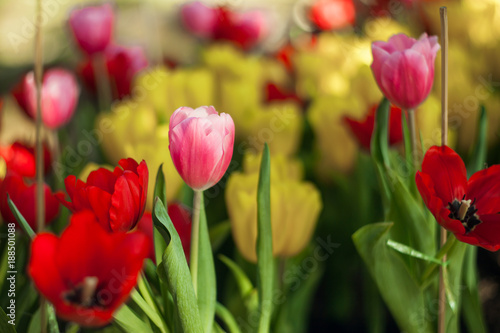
[467,165,500,214]
[420,146,467,205]
[457,214,500,251]
[87,186,112,231]
[87,167,117,194]
[109,172,140,232]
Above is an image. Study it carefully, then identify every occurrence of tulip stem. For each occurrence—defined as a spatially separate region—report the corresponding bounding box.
[439,7,449,333]
[34,0,46,331]
[406,109,419,170]
[92,52,112,112]
[190,190,202,295]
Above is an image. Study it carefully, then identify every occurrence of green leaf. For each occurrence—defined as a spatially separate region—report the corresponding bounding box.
[219,255,255,300]
[215,303,242,333]
[209,221,232,252]
[461,246,487,333]
[468,105,487,176]
[153,164,168,265]
[153,198,203,333]
[443,239,467,331]
[114,304,154,333]
[386,239,445,265]
[47,303,60,333]
[130,289,168,333]
[256,144,274,333]
[353,222,432,333]
[370,98,392,208]
[194,193,216,333]
[0,307,16,332]
[7,196,35,239]
[27,308,40,333]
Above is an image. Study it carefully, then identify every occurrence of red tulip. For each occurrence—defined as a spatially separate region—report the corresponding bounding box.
[79,44,148,99]
[21,68,80,129]
[28,210,149,327]
[344,103,403,151]
[0,142,52,178]
[58,158,148,232]
[0,171,60,229]
[371,33,440,110]
[264,83,302,105]
[137,204,192,262]
[180,2,268,50]
[310,0,356,31]
[69,4,114,55]
[169,106,235,191]
[416,145,500,251]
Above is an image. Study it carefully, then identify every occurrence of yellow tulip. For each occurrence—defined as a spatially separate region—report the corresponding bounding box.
[226,153,322,262]
[97,99,184,209]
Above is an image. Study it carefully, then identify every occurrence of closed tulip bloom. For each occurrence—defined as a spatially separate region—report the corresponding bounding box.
[226,153,322,262]
[58,158,148,232]
[0,142,52,178]
[310,0,356,31]
[23,68,80,129]
[181,1,217,39]
[28,211,149,327]
[0,171,60,229]
[371,33,440,110]
[169,106,234,191]
[69,4,114,55]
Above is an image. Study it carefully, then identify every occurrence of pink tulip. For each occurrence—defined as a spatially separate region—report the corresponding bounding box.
[69,4,114,55]
[169,106,235,191]
[371,33,440,110]
[181,1,217,39]
[23,68,79,129]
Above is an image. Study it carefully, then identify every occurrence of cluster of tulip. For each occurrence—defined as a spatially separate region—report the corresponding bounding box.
[2,0,500,332]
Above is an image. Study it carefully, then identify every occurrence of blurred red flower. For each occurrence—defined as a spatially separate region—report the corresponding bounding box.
[344,103,403,151]
[79,44,148,99]
[58,158,148,232]
[137,203,192,262]
[0,171,60,229]
[28,210,149,327]
[181,1,268,50]
[0,142,52,178]
[309,0,356,31]
[264,83,302,106]
[416,145,500,251]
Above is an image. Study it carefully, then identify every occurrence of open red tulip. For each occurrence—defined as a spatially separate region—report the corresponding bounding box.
[416,145,500,251]
[344,103,403,151]
[28,210,149,327]
[58,158,148,232]
[0,171,60,229]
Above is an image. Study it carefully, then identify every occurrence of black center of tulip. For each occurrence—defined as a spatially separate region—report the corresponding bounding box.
[64,277,102,308]
[448,195,482,233]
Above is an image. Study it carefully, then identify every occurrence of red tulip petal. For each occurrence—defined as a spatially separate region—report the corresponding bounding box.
[109,173,139,232]
[456,214,500,251]
[87,186,112,231]
[118,158,139,173]
[87,167,117,194]
[467,165,500,214]
[420,145,467,205]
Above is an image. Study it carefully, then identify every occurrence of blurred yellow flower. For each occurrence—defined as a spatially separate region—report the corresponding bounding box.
[226,152,322,262]
[96,99,184,209]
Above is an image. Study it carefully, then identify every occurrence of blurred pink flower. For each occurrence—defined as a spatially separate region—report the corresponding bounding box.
[371,33,440,110]
[169,106,235,191]
[23,68,80,129]
[180,1,268,50]
[69,4,114,55]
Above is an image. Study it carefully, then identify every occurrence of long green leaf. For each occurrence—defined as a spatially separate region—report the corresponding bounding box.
[215,303,242,333]
[0,307,16,333]
[386,239,446,265]
[114,304,154,333]
[153,198,203,333]
[256,144,273,333]
[353,222,432,333]
[467,105,487,176]
[153,164,168,265]
[461,246,487,333]
[7,196,35,239]
[130,289,168,333]
[219,255,254,299]
[195,193,216,332]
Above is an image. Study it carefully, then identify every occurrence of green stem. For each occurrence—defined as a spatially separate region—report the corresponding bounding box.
[405,109,419,170]
[190,190,202,295]
[92,52,112,112]
[421,235,456,287]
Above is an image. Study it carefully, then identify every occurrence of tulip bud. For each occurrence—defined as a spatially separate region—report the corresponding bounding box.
[181,1,217,39]
[169,106,235,191]
[23,68,80,129]
[371,33,440,110]
[69,4,114,55]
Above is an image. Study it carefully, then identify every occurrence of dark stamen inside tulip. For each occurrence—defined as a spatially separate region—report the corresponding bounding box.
[64,276,101,308]
[448,195,482,233]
